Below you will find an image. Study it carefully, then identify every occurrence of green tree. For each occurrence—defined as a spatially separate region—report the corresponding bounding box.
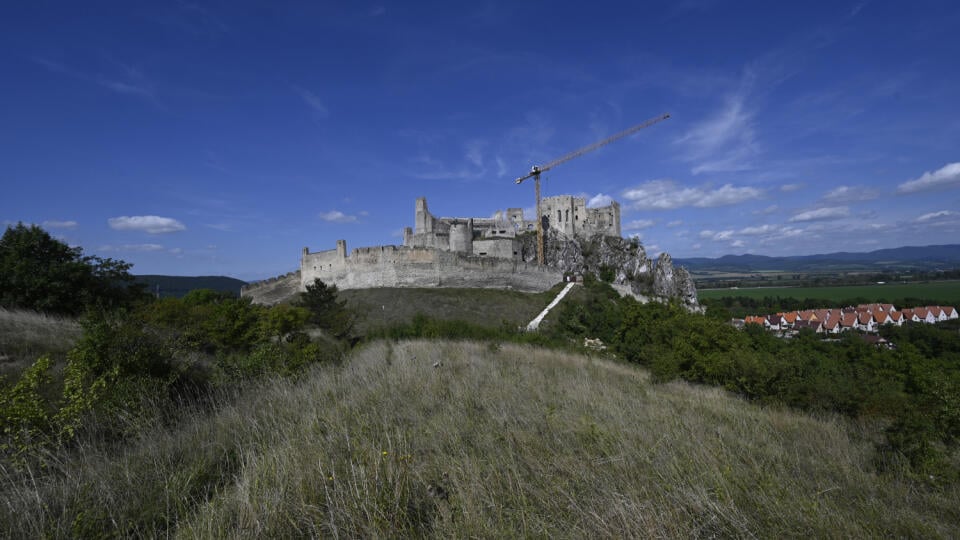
[296,279,354,339]
[0,223,145,315]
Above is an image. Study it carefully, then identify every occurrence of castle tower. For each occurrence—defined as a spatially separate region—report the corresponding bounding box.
[336,239,347,259]
[449,219,474,254]
[415,197,434,234]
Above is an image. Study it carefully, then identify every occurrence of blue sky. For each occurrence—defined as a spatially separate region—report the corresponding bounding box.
[2,1,959,280]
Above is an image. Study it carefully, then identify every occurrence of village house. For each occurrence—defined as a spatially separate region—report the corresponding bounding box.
[737,303,957,336]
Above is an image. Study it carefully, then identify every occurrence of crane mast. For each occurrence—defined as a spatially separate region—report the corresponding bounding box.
[515,112,670,265]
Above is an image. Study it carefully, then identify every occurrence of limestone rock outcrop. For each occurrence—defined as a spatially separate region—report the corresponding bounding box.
[520,229,699,308]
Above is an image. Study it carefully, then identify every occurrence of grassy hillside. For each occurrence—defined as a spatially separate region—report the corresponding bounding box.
[340,285,567,333]
[3,340,955,537]
[0,308,80,378]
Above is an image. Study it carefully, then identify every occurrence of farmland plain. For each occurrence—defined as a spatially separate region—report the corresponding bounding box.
[697,280,960,303]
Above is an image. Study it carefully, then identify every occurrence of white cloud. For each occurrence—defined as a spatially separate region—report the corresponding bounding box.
[780,183,802,192]
[821,185,879,202]
[753,204,778,215]
[318,210,358,223]
[587,193,614,208]
[624,219,655,231]
[699,229,735,241]
[897,162,960,193]
[731,240,745,248]
[622,179,762,210]
[739,224,777,236]
[98,243,165,252]
[292,85,329,118]
[667,220,683,227]
[789,206,849,222]
[42,220,77,229]
[916,210,957,222]
[108,215,186,234]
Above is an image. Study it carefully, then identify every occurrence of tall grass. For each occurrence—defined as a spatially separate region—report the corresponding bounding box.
[0,308,80,378]
[2,340,956,537]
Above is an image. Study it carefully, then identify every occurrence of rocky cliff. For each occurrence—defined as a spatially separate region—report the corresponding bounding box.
[519,230,700,309]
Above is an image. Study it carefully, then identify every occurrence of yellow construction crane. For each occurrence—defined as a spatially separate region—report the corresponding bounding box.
[515,112,670,265]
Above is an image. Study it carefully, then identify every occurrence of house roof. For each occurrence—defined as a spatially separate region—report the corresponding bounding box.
[782,312,799,323]
[841,313,859,327]
[744,316,765,325]
[858,312,874,324]
[798,310,817,321]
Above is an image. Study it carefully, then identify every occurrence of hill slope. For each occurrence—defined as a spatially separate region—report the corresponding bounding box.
[340,285,566,333]
[4,341,955,536]
[677,244,960,272]
[134,275,247,298]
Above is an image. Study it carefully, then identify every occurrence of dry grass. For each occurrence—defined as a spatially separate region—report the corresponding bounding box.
[0,308,81,379]
[2,340,957,537]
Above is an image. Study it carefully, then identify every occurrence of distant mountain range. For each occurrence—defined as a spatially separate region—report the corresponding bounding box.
[675,244,960,273]
[134,275,247,298]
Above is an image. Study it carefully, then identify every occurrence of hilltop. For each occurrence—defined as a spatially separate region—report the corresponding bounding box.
[3,340,955,536]
[676,244,960,273]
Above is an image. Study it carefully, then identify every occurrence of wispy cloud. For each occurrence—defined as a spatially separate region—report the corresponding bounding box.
[897,162,960,194]
[821,185,879,203]
[42,220,77,229]
[915,210,957,222]
[108,215,186,233]
[98,243,165,252]
[780,183,802,192]
[292,85,329,118]
[624,219,655,231]
[409,140,489,181]
[622,179,763,210]
[667,220,683,227]
[676,74,758,174]
[319,210,359,223]
[789,206,849,222]
[753,204,778,215]
[34,57,157,102]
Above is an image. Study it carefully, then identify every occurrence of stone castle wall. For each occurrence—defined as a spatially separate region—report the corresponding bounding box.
[298,242,562,293]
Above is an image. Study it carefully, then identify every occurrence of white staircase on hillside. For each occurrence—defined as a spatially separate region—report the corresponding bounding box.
[525,281,578,331]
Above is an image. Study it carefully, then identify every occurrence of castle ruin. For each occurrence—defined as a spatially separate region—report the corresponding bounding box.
[240,194,695,306]
[402,195,621,259]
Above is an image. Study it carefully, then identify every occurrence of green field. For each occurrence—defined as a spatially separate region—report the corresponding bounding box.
[698,280,960,303]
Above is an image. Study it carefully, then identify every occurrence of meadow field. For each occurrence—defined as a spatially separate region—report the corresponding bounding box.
[697,280,960,303]
[2,340,956,537]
